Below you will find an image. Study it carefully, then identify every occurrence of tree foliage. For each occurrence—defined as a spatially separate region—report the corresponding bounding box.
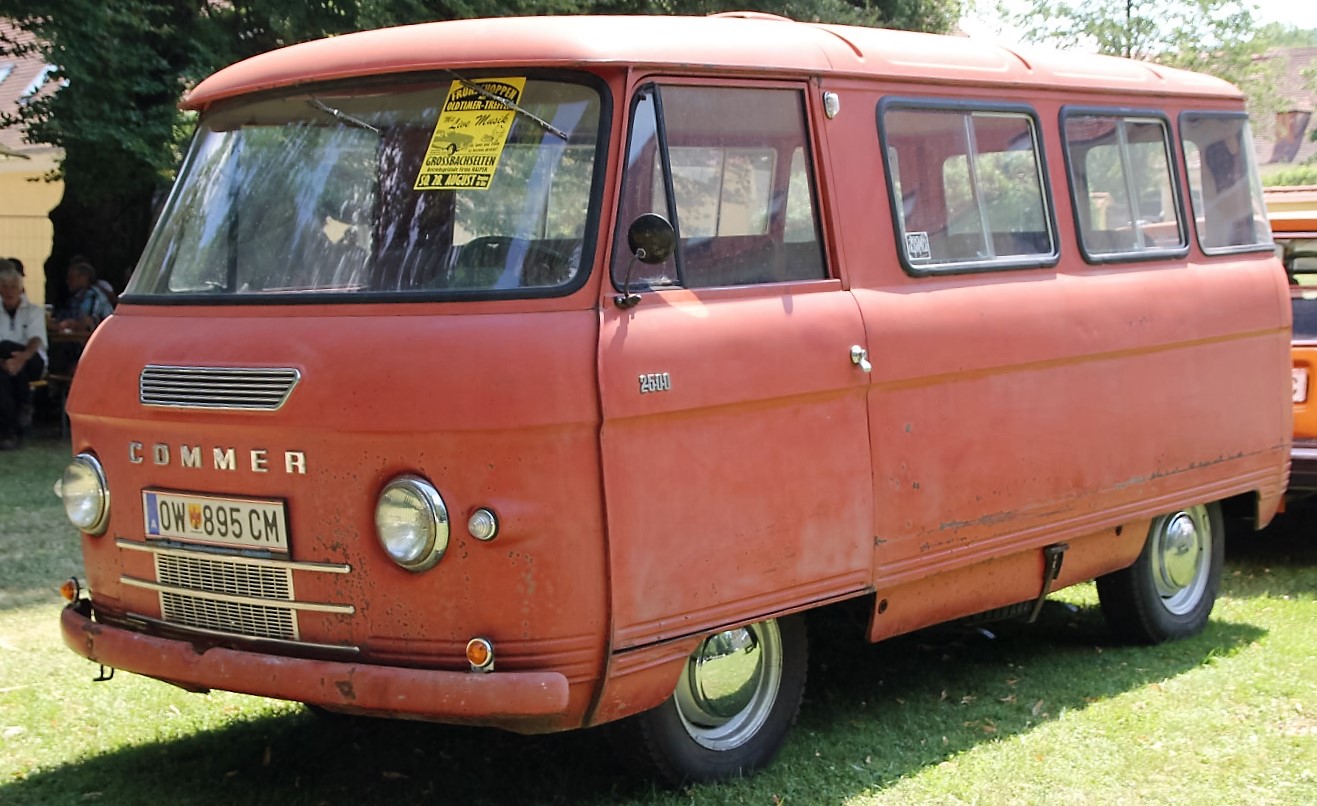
[991,1,1317,171]
[990,1,1280,95]
[0,0,959,297]
[1263,163,1317,185]
[994,0,1261,64]
[1254,21,1317,49]
[619,0,961,31]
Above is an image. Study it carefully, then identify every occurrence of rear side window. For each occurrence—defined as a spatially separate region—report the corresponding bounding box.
[612,83,827,290]
[1062,112,1186,260]
[879,102,1056,273]
[1180,113,1272,253]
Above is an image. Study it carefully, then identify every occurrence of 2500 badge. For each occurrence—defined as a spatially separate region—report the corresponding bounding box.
[143,490,289,552]
[639,372,672,394]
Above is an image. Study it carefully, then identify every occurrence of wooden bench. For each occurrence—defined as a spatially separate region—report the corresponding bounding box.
[29,373,73,436]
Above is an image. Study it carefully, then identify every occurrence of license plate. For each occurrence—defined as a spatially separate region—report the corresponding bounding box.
[143,490,288,552]
[1295,367,1310,404]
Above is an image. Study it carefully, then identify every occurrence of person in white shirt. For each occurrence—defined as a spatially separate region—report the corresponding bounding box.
[0,263,48,449]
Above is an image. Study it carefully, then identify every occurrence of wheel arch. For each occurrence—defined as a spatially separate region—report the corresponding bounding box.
[1220,488,1270,533]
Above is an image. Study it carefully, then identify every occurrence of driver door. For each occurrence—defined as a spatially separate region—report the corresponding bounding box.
[598,81,873,650]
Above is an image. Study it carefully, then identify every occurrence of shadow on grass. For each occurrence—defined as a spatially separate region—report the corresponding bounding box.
[4,706,641,806]
[1229,502,1317,569]
[785,598,1265,792]
[2,601,1266,806]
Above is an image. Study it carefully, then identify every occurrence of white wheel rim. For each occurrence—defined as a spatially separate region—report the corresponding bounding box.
[1151,505,1211,615]
[673,619,783,751]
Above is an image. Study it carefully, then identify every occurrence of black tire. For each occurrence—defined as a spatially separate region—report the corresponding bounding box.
[302,703,370,725]
[606,614,807,787]
[1097,503,1224,644]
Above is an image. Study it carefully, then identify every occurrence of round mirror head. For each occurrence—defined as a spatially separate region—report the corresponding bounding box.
[627,213,676,265]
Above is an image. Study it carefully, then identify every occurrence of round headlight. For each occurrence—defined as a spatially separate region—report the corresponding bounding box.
[62,453,109,535]
[375,475,449,572]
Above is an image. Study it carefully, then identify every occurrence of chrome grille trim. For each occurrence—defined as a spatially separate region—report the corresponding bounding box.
[118,539,351,574]
[140,365,300,410]
[122,576,354,614]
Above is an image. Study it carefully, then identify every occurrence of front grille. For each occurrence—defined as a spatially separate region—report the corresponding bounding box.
[157,553,293,602]
[161,591,298,641]
[118,540,354,647]
[139,365,300,410]
[154,552,298,641]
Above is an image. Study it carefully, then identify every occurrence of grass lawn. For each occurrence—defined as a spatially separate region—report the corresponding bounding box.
[3,433,1316,805]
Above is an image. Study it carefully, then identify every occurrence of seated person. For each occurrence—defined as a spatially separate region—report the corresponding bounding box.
[48,260,115,378]
[54,260,115,334]
[0,263,48,450]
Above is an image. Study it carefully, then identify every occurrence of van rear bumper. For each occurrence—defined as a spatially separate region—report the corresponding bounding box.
[1291,440,1317,491]
[61,604,571,729]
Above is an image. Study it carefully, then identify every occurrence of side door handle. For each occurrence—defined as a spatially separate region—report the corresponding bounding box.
[849,345,872,373]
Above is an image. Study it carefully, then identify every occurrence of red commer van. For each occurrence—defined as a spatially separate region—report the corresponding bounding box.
[57,13,1290,786]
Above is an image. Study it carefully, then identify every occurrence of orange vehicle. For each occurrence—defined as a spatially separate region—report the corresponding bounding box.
[1268,186,1317,492]
[57,14,1289,784]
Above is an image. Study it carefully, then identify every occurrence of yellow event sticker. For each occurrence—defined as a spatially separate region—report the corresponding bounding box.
[414,77,527,191]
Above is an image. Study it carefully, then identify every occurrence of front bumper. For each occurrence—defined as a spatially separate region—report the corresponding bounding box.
[61,603,570,731]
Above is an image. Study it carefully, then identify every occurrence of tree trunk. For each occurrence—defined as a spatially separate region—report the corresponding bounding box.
[43,183,156,311]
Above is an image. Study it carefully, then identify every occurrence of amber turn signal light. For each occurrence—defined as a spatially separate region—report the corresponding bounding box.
[60,577,82,602]
[466,637,494,672]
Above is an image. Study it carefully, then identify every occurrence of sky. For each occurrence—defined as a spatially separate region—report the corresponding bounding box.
[1251,0,1317,31]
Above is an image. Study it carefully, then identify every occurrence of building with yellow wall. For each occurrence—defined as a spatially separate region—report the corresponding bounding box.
[1,19,63,308]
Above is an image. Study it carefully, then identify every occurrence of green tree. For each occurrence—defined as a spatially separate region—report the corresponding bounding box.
[1263,163,1317,185]
[1253,21,1317,49]
[615,0,961,31]
[0,0,388,302]
[993,0,1258,63]
[991,1,1291,158]
[0,0,960,300]
[992,1,1279,103]
[1,0,199,303]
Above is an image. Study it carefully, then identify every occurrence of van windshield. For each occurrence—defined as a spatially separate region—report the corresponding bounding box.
[127,76,604,301]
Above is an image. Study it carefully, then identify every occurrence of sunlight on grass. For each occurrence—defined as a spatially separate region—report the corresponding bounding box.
[1,603,296,786]
[845,602,1317,805]
[840,559,1317,805]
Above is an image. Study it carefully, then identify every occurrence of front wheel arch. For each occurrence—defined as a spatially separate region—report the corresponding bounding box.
[605,614,808,787]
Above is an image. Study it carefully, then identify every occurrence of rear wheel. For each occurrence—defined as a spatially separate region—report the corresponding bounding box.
[607,614,807,786]
[1097,503,1223,644]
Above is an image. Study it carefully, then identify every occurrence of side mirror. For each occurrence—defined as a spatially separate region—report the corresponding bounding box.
[627,213,676,265]
[615,213,677,309]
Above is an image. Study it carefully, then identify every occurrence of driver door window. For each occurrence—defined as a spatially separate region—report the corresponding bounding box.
[613,83,827,290]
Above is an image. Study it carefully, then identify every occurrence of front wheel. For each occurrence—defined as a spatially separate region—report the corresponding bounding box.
[606,614,807,786]
[1096,503,1224,644]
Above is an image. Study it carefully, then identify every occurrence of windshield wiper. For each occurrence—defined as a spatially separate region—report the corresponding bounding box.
[445,71,568,141]
[307,96,380,134]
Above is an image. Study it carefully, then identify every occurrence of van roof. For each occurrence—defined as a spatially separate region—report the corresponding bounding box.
[184,14,1242,110]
